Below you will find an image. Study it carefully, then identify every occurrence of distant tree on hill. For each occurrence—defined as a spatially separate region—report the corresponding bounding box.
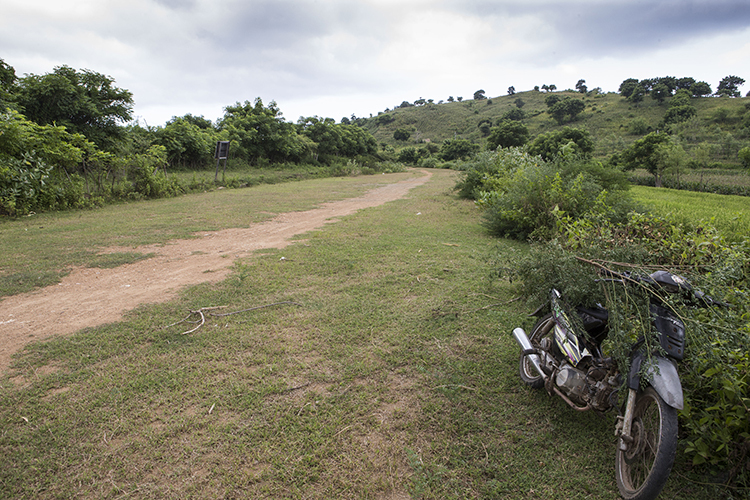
[527,127,593,160]
[508,86,516,95]
[619,78,639,97]
[575,79,587,93]
[477,119,493,136]
[474,89,487,100]
[618,131,672,187]
[486,120,529,150]
[447,96,454,102]
[676,77,695,91]
[457,97,463,102]
[628,84,647,104]
[501,108,526,121]
[393,128,411,141]
[716,75,745,97]
[651,83,671,104]
[690,81,712,97]
[547,96,585,124]
[439,138,479,161]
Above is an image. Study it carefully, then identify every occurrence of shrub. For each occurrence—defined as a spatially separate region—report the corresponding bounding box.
[459,148,632,241]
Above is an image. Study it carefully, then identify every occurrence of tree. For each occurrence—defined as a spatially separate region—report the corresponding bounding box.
[501,108,526,121]
[507,86,516,95]
[575,79,587,93]
[439,138,479,161]
[547,96,585,125]
[619,78,639,98]
[477,119,493,137]
[153,115,216,168]
[676,77,695,91]
[0,58,17,112]
[486,120,529,150]
[628,84,647,104]
[651,83,671,104]
[218,98,304,163]
[690,81,712,97]
[527,127,594,161]
[393,128,411,141]
[474,89,487,100]
[618,131,671,187]
[15,65,133,150]
[447,96,454,102]
[716,75,745,97]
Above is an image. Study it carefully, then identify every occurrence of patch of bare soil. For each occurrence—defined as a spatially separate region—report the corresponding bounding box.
[0,171,432,373]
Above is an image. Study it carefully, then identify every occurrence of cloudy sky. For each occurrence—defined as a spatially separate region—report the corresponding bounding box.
[2,0,750,127]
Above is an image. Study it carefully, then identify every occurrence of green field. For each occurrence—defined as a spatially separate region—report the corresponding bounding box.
[0,171,739,499]
[631,184,750,237]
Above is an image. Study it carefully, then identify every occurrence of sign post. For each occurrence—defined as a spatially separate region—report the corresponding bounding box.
[214,141,230,182]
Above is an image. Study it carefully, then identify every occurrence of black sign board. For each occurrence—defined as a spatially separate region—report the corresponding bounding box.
[214,141,230,160]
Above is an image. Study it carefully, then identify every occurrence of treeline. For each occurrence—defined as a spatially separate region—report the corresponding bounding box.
[0,59,384,216]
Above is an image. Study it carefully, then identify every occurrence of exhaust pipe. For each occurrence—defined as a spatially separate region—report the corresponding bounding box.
[512,328,547,380]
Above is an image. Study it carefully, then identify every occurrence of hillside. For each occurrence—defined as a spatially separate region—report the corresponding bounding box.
[358,90,750,165]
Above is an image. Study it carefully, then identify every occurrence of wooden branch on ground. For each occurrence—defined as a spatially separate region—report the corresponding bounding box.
[163,302,303,335]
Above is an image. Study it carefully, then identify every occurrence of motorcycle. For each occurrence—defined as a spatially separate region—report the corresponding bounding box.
[511,269,709,500]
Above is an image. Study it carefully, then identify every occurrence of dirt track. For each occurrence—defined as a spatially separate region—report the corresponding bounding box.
[0,171,432,373]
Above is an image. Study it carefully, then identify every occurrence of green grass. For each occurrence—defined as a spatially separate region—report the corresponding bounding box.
[632,185,750,237]
[0,171,731,498]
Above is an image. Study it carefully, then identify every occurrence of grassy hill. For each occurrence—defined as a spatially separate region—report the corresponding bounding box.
[358,89,750,165]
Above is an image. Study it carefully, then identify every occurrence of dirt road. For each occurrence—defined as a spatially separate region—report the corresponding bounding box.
[0,171,432,373]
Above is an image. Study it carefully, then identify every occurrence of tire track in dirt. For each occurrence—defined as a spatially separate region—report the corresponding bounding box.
[0,171,432,373]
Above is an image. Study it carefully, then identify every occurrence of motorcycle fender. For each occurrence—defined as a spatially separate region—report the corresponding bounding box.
[628,353,684,410]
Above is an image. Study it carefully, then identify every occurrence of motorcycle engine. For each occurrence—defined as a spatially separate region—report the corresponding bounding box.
[555,362,618,411]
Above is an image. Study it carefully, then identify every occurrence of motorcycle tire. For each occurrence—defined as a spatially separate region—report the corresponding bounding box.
[615,386,678,500]
[518,312,554,389]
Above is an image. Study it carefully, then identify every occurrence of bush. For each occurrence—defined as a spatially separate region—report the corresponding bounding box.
[457,148,633,241]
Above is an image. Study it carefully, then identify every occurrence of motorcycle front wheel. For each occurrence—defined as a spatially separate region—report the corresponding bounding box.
[615,387,678,500]
[518,313,554,389]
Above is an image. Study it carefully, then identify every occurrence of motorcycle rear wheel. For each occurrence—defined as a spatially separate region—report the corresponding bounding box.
[615,387,678,500]
[518,313,554,389]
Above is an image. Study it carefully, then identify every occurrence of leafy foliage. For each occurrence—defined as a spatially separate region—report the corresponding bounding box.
[526,127,594,161]
[454,147,631,241]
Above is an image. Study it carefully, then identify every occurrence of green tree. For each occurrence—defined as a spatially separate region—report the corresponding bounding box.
[651,82,671,104]
[439,138,479,161]
[15,65,133,150]
[575,79,587,93]
[486,120,529,150]
[218,98,304,164]
[690,81,712,97]
[153,115,217,168]
[473,89,487,100]
[716,75,745,97]
[0,58,17,112]
[547,96,585,125]
[393,128,411,142]
[618,131,671,187]
[619,78,639,98]
[507,86,515,95]
[527,127,594,161]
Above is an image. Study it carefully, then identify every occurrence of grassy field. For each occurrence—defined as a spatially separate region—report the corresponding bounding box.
[631,184,750,238]
[0,170,733,499]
